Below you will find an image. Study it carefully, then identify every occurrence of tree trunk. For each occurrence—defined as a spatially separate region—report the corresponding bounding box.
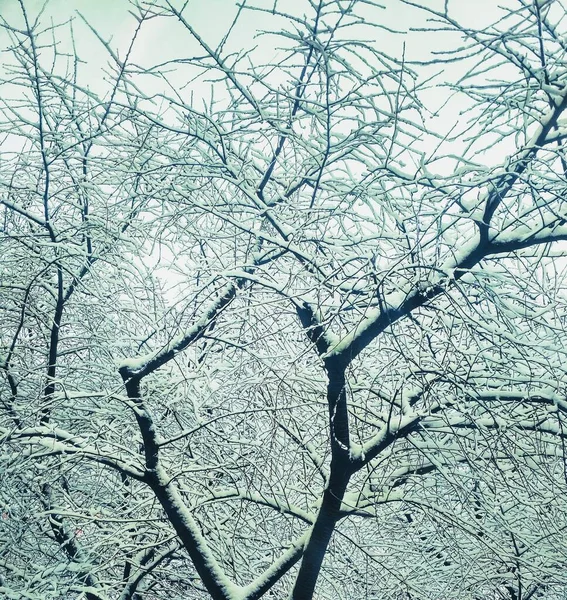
[291,458,351,599]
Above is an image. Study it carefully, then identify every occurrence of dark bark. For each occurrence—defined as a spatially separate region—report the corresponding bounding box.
[120,370,232,600]
[147,478,231,600]
[291,457,351,600]
[42,483,104,600]
[292,358,353,599]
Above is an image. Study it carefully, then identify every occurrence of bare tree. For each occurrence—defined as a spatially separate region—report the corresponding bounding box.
[2,0,567,598]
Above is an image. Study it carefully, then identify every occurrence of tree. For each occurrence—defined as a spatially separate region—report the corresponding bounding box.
[2,0,567,598]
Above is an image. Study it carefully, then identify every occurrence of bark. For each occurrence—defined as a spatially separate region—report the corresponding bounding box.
[289,357,353,599]
[291,457,351,600]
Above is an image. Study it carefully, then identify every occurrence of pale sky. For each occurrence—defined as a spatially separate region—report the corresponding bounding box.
[2,0,507,70]
[0,0,554,298]
[0,0,529,173]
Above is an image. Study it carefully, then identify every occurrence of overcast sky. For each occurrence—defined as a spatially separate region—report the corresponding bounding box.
[2,0,505,71]
[0,0,543,293]
[0,0,523,172]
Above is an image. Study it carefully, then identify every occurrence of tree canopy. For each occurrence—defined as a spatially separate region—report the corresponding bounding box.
[2,1,567,599]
